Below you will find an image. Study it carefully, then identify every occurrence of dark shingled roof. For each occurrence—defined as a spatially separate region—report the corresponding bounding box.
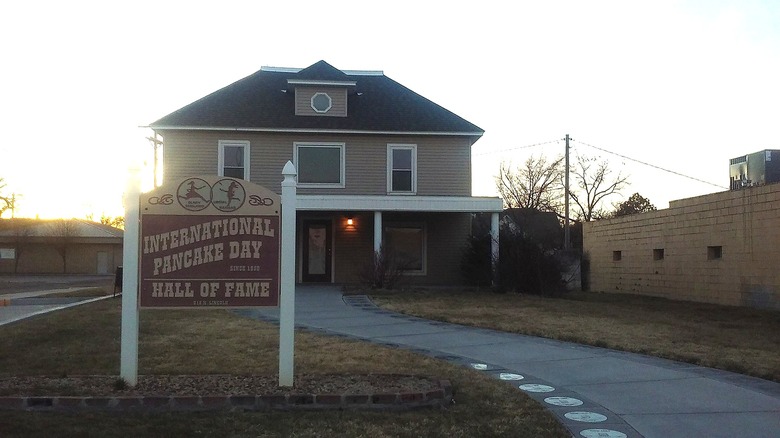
[295,60,352,82]
[150,60,483,136]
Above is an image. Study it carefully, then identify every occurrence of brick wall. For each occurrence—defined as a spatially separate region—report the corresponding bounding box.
[583,184,780,309]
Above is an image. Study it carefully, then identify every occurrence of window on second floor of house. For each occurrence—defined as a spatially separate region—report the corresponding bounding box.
[294,142,345,188]
[387,144,417,194]
[218,140,250,179]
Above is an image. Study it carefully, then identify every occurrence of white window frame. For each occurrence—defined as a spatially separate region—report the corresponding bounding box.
[310,92,333,113]
[294,142,346,188]
[387,144,417,195]
[218,140,250,180]
[384,222,426,275]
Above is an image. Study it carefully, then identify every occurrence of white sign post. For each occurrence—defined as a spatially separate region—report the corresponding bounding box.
[120,166,141,386]
[279,161,297,387]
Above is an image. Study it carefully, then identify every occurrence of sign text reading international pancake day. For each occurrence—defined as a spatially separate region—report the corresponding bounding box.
[139,176,280,308]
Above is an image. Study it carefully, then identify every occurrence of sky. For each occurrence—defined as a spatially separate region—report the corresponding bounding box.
[1,0,779,219]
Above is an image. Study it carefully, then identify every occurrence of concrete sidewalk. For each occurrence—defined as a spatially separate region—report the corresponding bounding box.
[0,288,114,326]
[237,285,780,438]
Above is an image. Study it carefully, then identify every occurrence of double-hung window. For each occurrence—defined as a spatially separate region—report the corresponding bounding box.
[387,144,417,194]
[294,142,345,188]
[218,140,250,179]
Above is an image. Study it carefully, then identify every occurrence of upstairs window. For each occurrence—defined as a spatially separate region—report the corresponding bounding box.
[310,92,332,113]
[218,140,250,179]
[295,142,345,188]
[387,144,417,194]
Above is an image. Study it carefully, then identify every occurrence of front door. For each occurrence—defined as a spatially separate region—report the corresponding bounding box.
[302,220,332,282]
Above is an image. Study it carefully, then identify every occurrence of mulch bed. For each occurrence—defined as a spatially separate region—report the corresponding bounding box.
[0,374,452,412]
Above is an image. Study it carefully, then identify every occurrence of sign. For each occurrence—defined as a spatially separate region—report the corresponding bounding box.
[139,176,280,308]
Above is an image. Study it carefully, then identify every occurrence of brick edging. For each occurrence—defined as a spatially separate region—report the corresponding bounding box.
[0,380,452,412]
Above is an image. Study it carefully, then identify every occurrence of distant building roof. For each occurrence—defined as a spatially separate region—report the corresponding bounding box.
[149,60,484,138]
[0,219,123,239]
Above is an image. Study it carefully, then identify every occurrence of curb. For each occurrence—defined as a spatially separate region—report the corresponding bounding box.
[0,380,452,413]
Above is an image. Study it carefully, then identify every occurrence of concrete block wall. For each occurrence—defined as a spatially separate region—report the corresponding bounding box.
[583,184,780,309]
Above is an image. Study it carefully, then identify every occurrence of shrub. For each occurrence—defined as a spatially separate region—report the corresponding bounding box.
[359,246,412,290]
[461,229,565,295]
[460,233,494,288]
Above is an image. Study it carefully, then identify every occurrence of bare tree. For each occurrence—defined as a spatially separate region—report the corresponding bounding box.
[0,178,15,218]
[48,219,79,273]
[569,155,629,221]
[496,155,564,214]
[11,225,33,274]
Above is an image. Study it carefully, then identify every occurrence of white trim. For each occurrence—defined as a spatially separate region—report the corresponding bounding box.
[342,70,384,76]
[385,222,427,275]
[218,140,250,179]
[293,142,346,188]
[289,79,357,87]
[261,66,302,73]
[387,144,417,195]
[297,195,503,212]
[147,126,483,137]
[310,92,333,113]
[262,66,384,76]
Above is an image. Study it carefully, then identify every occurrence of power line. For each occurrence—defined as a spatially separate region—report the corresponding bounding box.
[574,139,729,189]
[473,139,560,156]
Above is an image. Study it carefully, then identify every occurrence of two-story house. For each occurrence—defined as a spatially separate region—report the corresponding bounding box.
[148,60,501,285]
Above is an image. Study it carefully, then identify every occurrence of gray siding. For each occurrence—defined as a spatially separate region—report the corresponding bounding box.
[382,212,471,285]
[295,86,347,117]
[160,131,472,196]
[333,212,373,283]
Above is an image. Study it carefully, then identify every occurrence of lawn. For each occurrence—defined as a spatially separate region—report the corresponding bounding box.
[369,288,780,382]
[0,298,567,438]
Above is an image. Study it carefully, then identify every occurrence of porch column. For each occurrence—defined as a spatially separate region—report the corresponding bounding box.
[491,212,499,287]
[373,211,382,253]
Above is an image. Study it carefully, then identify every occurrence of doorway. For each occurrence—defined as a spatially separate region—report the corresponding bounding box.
[96,251,109,275]
[301,220,332,282]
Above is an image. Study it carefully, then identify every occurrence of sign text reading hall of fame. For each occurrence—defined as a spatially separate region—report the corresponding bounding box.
[139,176,280,308]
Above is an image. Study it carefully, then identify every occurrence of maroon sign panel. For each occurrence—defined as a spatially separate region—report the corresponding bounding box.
[139,176,280,308]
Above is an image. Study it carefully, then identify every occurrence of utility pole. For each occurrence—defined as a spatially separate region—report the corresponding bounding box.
[146,134,163,188]
[10,193,18,219]
[564,134,571,250]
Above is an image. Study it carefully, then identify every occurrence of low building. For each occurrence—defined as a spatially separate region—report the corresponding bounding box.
[583,183,780,309]
[0,219,123,275]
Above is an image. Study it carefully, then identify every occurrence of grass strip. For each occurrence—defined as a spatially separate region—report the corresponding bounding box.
[370,288,780,382]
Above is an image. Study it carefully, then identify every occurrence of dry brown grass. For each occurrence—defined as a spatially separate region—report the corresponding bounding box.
[370,288,780,382]
[0,298,568,438]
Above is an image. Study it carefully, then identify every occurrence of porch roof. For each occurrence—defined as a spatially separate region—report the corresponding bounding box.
[297,195,503,213]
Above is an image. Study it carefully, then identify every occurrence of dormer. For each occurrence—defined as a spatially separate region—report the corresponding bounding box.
[288,60,356,117]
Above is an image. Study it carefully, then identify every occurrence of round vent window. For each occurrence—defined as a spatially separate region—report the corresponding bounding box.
[311,92,332,113]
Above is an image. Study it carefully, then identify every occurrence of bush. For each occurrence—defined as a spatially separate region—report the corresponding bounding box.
[359,246,411,290]
[461,229,565,295]
[460,233,494,288]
